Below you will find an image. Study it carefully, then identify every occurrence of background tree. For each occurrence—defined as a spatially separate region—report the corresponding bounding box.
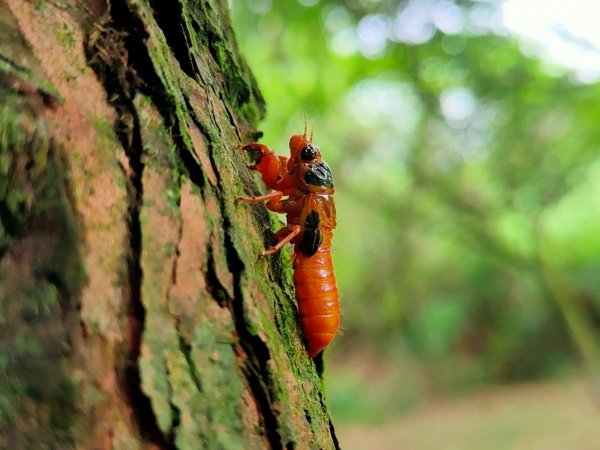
[0,0,339,448]
[231,0,600,420]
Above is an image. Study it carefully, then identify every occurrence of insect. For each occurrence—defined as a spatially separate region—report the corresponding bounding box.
[238,124,340,358]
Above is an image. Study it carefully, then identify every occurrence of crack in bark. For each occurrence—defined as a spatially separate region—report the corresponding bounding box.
[205,246,230,308]
[168,196,183,292]
[222,218,286,450]
[219,90,243,142]
[172,124,207,193]
[0,69,59,109]
[328,416,341,450]
[164,186,184,444]
[164,357,182,444]
[318,390,341,450]
[202,222,287,447]
[313,352,324,378]
[0,53,30,74]
[176,323,203,393]
[146,0,197,79]
[84,2,173,448]
[195,3,255,110]
[185,96,222,187]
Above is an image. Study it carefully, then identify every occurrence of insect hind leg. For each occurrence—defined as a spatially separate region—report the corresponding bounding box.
[261,224,301,257]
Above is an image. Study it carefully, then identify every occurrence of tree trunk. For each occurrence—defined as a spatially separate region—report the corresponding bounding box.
[0,1,339,448]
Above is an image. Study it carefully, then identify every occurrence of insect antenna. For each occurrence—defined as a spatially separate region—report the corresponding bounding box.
[303,113,307,139]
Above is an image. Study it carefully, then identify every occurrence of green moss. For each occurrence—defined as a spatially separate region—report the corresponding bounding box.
[0,84,83,446]
[0,105,29,155]
[237,101,261,125]
[165,184,180,211]
[34,0,47,11]
[164,241,176,258]
[189,320,245,450]
[93,116,116,142]
[183,1,265,121]
[56,24,75,49]
[188,184,200,199]
[139,349,173,434]
[0,96,43,242]
[1,277,79,444]
[49,379,77,433]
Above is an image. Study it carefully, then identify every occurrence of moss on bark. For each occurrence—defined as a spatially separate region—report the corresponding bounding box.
[0,0,340,448]
[0,76,84,448]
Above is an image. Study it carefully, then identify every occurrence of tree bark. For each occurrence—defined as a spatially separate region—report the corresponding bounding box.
[0,1,339,448]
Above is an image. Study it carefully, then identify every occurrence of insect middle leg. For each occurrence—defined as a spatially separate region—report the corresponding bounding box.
[238,190,282,205]
[238,191,300,217]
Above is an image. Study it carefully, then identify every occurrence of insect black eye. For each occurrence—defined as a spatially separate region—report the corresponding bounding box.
[301,145,317,161]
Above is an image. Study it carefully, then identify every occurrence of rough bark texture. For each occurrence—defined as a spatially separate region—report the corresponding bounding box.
[0,1,339,448]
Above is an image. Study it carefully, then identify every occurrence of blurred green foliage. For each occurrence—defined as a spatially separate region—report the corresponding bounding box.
[231,0,600,415]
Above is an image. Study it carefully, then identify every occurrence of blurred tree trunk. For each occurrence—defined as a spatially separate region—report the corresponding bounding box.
[0,0,339,448]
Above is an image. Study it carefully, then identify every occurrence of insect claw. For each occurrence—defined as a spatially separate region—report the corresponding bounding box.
[260,246,281,257]
[236,196,253,204]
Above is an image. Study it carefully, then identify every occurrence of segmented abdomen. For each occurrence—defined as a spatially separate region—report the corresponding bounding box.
[293,232,339,357]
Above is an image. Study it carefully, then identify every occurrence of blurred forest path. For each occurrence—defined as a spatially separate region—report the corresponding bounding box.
[338,377,599,450]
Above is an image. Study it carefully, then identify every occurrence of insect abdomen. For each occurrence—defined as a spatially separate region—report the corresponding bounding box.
[293,232,340,357]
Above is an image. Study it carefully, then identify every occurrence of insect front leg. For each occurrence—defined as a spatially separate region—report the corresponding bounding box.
[241,143,289,189]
